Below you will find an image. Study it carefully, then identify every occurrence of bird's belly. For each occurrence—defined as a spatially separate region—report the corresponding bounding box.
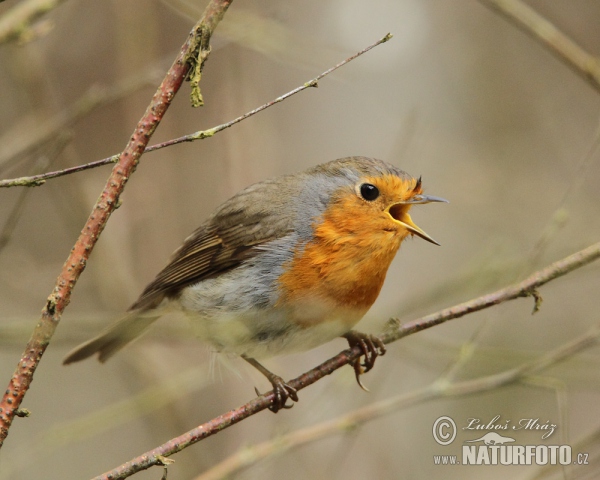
[177,259,366,359]
[181,303,363,360]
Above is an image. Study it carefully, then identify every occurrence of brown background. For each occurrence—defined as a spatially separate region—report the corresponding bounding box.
[1,0,599,478]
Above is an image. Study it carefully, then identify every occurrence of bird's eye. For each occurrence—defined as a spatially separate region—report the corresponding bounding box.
[360,183,379,201]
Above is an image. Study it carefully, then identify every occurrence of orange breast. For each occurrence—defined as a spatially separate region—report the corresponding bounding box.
[277,193,405,327]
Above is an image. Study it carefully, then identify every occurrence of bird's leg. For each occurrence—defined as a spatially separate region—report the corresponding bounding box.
[343,331,387,391]
[242,355,298,413]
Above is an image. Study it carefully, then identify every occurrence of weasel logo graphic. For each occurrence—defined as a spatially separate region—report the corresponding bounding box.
[465,432,516,445]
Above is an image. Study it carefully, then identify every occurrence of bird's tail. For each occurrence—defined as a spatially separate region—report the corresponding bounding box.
[63,311,160,364]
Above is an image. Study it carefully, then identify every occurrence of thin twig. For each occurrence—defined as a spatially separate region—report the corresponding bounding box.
[0,0,233,449]
[480,0,600,92]
[0,33,393,189]
[196,326,600,480]
[382,242,600,343]
[0,0,68,45]
[0,65,163,173]
[0,365,211,479]
[526,119,600,271]
[0,132,71,256]
[93,241,600,480]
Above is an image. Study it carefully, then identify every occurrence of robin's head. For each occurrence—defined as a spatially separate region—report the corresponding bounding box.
[301,157,447,246]
[278,157,447,311]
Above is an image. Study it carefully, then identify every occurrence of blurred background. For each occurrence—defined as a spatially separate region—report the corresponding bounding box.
[1,0,599,478]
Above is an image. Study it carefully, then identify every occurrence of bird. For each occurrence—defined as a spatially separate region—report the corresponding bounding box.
[64,156,447,412]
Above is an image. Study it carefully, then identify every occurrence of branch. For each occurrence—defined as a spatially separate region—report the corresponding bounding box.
[93,241,600,480]
[480,0,600,93]
[0,0,233,449]
[0,33,393,188]
[0,0,68,45]
[196,326,600,480]
[382,241,600,343]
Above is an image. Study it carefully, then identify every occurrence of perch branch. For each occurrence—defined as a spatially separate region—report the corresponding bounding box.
[480,0,600,93]
[0,0,233,449]
[196,326,600,480]
[93,241,600,480]
[0,33,393,188]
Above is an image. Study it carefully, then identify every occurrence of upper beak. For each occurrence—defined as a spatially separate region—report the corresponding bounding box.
[400,194,449,205]
[387,195,448,246]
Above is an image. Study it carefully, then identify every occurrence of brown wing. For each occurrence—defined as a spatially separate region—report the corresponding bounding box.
[129,180,297,311]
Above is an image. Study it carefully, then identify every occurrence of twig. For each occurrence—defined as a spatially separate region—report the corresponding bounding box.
[0,0,233,449]
[0,33,393,189]
[0,132,71,255]
[526,119,600,271]
[0,365,211,479]
[196,326,600,480]
[382,241,600,343]
[480,0,600,93]
[92,241,600,480]
[0,65,163,173]
[0,0,68,45]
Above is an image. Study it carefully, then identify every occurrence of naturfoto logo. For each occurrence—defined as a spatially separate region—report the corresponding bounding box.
[432,415,589,467]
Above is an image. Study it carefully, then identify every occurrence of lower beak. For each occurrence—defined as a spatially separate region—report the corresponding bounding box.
[387,194,448,246]
[397,213,441,246]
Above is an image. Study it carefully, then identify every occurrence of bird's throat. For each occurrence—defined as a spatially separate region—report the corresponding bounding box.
[277,211,404,318]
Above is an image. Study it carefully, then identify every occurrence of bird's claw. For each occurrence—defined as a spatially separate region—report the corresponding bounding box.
[254,376,298,413]
[343,331,386,391]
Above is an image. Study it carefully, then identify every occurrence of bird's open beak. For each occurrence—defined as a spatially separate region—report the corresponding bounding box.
[387,195,448,246]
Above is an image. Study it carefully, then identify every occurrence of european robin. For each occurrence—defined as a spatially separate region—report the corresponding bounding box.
[64,156,447,412]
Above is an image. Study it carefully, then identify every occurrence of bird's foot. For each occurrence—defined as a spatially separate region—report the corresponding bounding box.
[254,375,298,413]
[243,355,298,413]
[343,331,386,391]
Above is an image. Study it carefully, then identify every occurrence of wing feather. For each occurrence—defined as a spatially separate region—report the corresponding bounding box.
[129,180,298,311]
